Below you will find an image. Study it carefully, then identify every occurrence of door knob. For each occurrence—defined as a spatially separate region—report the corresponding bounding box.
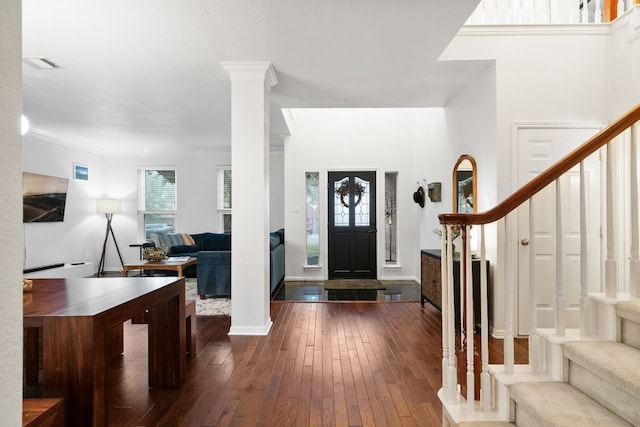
[521,238,530,246]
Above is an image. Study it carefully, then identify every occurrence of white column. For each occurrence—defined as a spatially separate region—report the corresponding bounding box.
[0,1,25,424]
[222,62,278,336]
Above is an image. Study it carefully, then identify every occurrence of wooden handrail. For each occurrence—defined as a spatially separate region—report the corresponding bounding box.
[439,104,640,226]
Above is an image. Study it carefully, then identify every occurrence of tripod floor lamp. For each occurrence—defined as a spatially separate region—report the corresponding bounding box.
[97,198,124,275]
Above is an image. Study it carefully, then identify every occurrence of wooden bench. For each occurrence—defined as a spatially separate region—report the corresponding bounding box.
[23,398,64,427]
[131,299,197,356]
[185,299,196,356]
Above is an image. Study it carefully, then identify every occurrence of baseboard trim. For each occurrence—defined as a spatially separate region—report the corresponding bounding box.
[228,317,273,336]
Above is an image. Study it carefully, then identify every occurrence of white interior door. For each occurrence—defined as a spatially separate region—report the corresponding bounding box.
[516,126,601,335]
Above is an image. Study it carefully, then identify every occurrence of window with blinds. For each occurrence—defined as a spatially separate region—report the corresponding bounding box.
[217,167,232,233]
[139,168,177,239]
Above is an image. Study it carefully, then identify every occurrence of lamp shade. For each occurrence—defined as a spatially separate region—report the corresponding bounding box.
[96,198,121,214]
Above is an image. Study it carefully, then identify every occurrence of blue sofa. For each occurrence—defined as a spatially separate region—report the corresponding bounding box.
[150,229,285,299]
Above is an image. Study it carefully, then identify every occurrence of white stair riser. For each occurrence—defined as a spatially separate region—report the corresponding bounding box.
[621,318,640,350]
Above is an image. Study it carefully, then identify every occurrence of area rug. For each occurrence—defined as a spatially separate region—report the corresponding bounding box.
[185,278,230,316]
[324,279,386,290]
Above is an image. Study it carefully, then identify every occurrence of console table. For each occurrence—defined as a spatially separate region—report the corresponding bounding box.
[420,249,490,330]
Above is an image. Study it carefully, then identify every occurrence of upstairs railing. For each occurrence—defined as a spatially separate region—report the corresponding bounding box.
[465,0,639,25]
[438,103,640,409]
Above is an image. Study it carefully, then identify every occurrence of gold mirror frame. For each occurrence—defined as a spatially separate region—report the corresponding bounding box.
[452,154,477,214]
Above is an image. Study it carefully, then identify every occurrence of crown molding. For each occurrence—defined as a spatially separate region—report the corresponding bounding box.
[220,62,278,88]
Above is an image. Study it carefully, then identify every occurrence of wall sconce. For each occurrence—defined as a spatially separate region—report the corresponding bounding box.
[427,182,441,202]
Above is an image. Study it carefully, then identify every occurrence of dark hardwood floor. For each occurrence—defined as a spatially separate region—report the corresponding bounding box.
[28,300,527,426]
[103,301,444,426]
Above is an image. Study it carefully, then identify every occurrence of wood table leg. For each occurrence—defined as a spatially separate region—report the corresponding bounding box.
[185,299,196,356]
[42,316,106,427]
[146,289,185,388]
[25,327,40,386]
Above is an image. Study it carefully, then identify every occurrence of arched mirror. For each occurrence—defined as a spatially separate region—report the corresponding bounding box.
[452,154,477,214]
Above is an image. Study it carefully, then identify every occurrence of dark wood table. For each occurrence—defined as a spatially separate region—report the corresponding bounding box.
[23,277,186,427]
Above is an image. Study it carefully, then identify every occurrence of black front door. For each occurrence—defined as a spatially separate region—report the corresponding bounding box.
[328,171,377,279]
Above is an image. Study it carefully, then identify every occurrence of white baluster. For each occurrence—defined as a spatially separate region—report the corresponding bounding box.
[526,0,534,23]
[618,0,625,17]
[571,0,581,23]
[595,0,603,23]
[488,0,497,25]
[556,178,566,336]
[580,161,592,337]
[447,225,458,401]
[504,217,515,374]
[515,0,523,23]
[465,227,474,405]
[581,0,589,23]
[630,125,639,298]
[480,224,491,410]
[458,226,466,401]
[605,141,618,298]
[528,198,541,373]
[545,0,551,24]
[441,223,451,398]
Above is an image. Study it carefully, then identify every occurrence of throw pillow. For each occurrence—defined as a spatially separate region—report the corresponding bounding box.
[166,233,183,248]
[149,233,162,248]
[171,244,200,254]
[182,233,195,245]
[157,233,171,250]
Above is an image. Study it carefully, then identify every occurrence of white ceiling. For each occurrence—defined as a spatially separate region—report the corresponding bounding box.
[22,0,488,156]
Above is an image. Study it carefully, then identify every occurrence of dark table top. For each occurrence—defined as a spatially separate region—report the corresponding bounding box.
[23,277,183,318]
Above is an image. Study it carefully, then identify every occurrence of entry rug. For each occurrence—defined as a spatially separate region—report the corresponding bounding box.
[185,278,231,316]
[324,279,386,290]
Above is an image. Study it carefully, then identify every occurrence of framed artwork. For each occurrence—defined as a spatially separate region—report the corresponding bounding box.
[74,163,88,181]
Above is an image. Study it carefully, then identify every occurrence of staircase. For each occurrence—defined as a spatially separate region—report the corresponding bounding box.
[509,300,640,426]
[451,300,640,426]
[439,105,640,426]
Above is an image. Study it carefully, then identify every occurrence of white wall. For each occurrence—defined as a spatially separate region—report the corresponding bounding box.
[607,8,640,115]
[442,64,500,327]
[441,24,624,335]
[284,108,449,282]
[442,26,609,201]
[22,137,106,270]
[21,144,287,272]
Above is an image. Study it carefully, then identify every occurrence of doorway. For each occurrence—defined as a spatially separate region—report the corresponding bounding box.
[327,171,377,279]
[516,125,602,335]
